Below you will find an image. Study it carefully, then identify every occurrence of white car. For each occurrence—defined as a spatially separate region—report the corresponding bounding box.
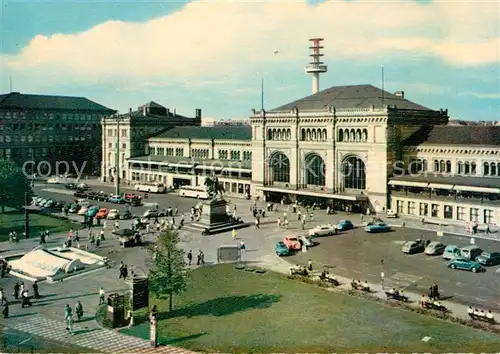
[107,209,120,220]
[47,177,60,184]
[78,206,89,215]
[386,209,398,218]
[308,224,337,237]
[77,199,89,206]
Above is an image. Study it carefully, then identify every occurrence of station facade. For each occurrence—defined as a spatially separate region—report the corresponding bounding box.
[103,84,500,226]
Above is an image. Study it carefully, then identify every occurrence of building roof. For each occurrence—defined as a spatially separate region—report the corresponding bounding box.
[139,101,164,109]
[271,84,432,112]
[0,92,114,112]
[152,126,252,141]
[402,125,500,146]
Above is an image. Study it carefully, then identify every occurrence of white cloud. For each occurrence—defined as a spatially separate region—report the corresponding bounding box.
[1,0,499,84]
[462,92,500,99]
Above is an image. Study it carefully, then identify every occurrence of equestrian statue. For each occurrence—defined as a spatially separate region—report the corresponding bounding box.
[204,176,225,200]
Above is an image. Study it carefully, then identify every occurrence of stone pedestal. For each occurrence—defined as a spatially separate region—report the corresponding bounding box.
[185,198,250,235]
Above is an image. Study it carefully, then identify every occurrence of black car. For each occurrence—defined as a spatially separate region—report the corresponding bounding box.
[86,191,98,200]
[476,252,500,266]
[121,210,133,220]
[74,189,87,198]
[97,193,109,202]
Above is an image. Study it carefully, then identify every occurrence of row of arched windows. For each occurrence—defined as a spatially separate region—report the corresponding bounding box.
[483,162,500,176]
[338,129,368,143]
[192,149,209,159]
[268,152,366,190]
[300,128,327,142]
[433,159,452,173]
[457,161,477,175]
[267,128,291,141]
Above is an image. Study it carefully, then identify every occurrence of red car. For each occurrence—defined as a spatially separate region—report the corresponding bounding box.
[283,236,301,251]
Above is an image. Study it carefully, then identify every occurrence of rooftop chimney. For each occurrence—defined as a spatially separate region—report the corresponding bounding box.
[166,108,170,116]
[173,109,176,117]
[129,108,132,114]
[195,109,202,120]
[143,106,147,116]
[394,91,405,99]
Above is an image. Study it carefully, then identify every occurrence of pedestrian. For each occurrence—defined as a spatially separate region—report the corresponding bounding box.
[32,281,40,299]
[197,250,205,265]
[118,262,125,279]
[255,218,260,229]
[21,289,31,308]
[2,300,9,318]
[187,250,193,265]
[75,300,83,322]
[65,304,74,334]
[307,259,313,271]
[240,239,246,250]
[100,229,105,241]
[277,217,281,228]
[146,224,150,234]
[231,229,237,239]
[0,288,3,305]
[123,265,128,279]
[99,287,105,304]
[301,218,306,230]
[13,282,19,300]
[74,231,80,249]
[19,282,24,299]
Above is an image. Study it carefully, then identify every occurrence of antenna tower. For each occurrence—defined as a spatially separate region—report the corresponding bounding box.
[304,38,327,94]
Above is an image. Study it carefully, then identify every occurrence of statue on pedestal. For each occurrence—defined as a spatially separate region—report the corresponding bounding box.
[204,176,225,200]
[149,304,158,347]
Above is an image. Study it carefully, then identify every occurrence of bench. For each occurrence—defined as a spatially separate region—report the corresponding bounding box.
[385,292,409,302]
[422,301,448,312]
[469,313,496,324]
[351,282,370,292]
[319,275,339,286]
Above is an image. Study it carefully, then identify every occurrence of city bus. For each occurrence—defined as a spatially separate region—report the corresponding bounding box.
[134,182,166,193]
[179,186,209,199]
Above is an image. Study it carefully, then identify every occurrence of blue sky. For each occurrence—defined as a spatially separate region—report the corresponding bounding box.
[1,0,498,120]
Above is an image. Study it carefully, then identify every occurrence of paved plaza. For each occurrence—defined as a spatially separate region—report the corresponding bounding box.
[1,178,499,351]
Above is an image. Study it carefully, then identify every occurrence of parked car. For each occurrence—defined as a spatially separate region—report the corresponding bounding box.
[86,206,100,218]
[143,210,158,219]
[425,241,446,255]
[460,245,483,261]
[364,222,391,233]
[121,210,133,220]
[299,235,315,247]
[108,195,126,204]
[447,257,484,273]
[476,252,500,266]
[65,183,77,190]
[69,204,81,213]
[96,208,109,219]
[107,209,120,220]
[442,245,461,260]
[402,239,430,254]
[386,209,398,218]
[283,236,301,251]
[74,189,87,198]
[336,219,354,231]
[77,183,89,190]
[275,241,291,256]
[78,206,90,215]
[308,224,336,237]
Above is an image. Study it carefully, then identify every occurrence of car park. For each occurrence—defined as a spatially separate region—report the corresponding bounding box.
[107,209,120,220]
[108,195,126,204]
[460,245,483,260]
[308,224,337,237]
[283,236,301,251]
[447,257,484,273]
[336,219,354,231]
[476,251,500,266]
[442,245,461,260]
[425,241,446,255]
[96,208,109,219]
[364,222,391,233]
[299,235,315,247]
[275,241,291,256]
[401,239,430,254]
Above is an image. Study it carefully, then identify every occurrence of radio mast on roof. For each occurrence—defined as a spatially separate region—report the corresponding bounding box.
[304,38,327,94]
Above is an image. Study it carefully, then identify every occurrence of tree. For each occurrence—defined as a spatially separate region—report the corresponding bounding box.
[0,159,32,213]
[148,229,189,312]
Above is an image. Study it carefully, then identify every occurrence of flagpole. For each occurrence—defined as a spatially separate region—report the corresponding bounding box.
[261,78,264,111]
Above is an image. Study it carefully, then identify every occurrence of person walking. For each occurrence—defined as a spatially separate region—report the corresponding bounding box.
[75,300,83,322]
[65,304,74,334]
[0,288,4,305]
[187,250,193,265]
[32,281,40,299]
[98,287,105,305]
[2,300,9,318]
[254,218,260,229]
[13,283,19,300]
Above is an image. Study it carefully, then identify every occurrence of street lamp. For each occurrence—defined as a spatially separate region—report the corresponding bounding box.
[114,115,124,196]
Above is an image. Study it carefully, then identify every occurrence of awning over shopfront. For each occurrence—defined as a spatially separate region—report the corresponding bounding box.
[223,167,252,173]
[453,185,500,194]
[259,186,366,201]
[428,183,454,190]
[169,163,194,169]
[128,158,169,167]
[388,180,429,188]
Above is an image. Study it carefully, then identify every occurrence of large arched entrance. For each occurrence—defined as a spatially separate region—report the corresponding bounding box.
[342,156,366,190]
[304,153,325,186]
[269,151,290,183]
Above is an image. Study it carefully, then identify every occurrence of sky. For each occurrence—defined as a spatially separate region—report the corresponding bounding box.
[0,0,499,120]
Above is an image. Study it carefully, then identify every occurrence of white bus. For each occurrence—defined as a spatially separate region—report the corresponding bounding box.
[179,186,209,199]
[134,182,166,193]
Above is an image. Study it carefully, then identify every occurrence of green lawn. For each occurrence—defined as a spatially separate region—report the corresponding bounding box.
[0,210,76,241]
[121,264,500,353]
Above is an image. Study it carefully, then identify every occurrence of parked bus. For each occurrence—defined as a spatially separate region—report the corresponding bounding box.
[134,182,166,193]
[179,186,209,199]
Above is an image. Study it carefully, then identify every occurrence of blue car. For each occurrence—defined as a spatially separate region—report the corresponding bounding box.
[275,241,291,256]
[86,206,100,217]
[108,195,126,204]
[447,257,483,273]
[336,219,354,231]
[364,222,391,233]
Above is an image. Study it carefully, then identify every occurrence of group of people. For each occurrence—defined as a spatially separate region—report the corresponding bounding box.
[118,261,130,279]
[467,306,494,321]
[8,231,20,243]
[186,250,205,266]
[351,279,370,291]
[64,300,84,335]
[0,281,40,318]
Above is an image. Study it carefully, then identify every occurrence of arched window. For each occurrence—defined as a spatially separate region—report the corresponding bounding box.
[306,129,311,141]
[286,129,291,140]
[440,160,445,172]
[269,152,290,183]
[356,129,361,142]
[338,130,344,142]
[446,160,452,173]
[344,129,350,141]
[465,161,470,174]
[483,162,490,175]
[471,161,477,174]
[342,156,366,190]
[434,160,439,172]
[350,129,355,142]
[491,162,497,176]
[267,129,272,140]
[301,129,306,141]
[422,159,428,171]
[272,129,277,140]
[362,129,368,142]
[322,129,327,141]
[497,163,500,176]
[304,154,325,186]
[312,129,317,141]
[457,161,464,174]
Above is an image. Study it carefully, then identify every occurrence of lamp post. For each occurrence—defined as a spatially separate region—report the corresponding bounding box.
[114,115,122,196]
